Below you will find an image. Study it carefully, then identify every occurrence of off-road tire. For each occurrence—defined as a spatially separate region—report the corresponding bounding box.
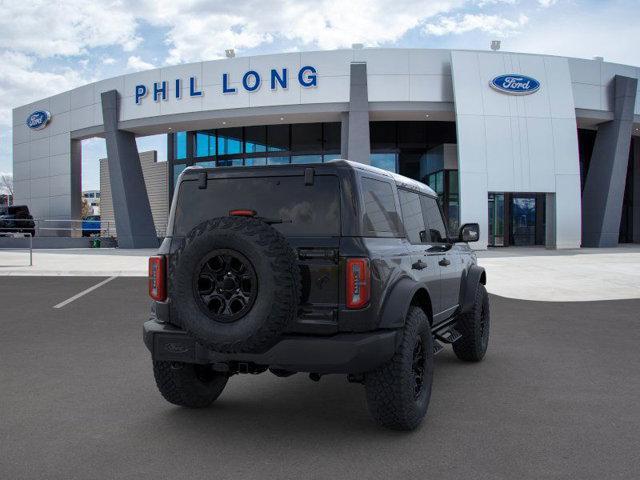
[364,307,434,431]
[153,361,228,408]
[171,216,301,353]
[453,283,490,362]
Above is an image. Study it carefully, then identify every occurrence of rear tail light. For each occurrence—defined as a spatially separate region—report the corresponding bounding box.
[149,256,166,301]
[346,258,370,309]
[229,209,257,217]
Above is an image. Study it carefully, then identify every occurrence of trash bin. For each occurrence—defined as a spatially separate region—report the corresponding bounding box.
[91,238,101,248]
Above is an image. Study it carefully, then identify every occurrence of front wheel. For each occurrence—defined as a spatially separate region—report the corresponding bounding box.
[152,361,228,408]
[364,307,434,431]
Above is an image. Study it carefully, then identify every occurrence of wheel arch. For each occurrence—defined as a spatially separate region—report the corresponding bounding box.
[459,265,486,315]
[379,278,434,328]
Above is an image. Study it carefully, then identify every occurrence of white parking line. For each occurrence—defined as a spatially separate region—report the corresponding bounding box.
[53,276,118,309]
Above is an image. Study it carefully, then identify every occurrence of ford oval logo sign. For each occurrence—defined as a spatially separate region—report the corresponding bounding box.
[490,74,540,95]
[26,110,51,130]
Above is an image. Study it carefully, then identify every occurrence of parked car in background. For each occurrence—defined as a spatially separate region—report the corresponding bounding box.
[0,205,36,237]
[82,215,101,237]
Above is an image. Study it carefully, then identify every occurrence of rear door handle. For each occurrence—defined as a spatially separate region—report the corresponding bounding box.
[438,258,451,267]
[412,260,428,270]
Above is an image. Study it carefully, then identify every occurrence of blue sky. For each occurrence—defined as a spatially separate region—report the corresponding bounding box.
[1,0,638,191]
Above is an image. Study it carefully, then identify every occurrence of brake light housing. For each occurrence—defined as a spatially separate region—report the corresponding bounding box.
[149,256,166,301]
[229,209,257,217]
[346,258,370,309]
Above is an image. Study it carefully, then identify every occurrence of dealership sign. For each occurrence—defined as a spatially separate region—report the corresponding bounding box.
[490,74,540,95]
[135,66,318,105]
[26,110,51,130]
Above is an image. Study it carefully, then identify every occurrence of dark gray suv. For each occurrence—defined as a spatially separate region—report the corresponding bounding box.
[144,160,489,430]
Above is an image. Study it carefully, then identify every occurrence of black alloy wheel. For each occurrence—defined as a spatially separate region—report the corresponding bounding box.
[194,249,258,322]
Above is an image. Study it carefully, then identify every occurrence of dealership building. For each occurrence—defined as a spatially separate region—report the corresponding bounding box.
[11,48,640,248]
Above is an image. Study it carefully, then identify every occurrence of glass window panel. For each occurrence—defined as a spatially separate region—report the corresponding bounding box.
[448,170,459,194]
[398,189,427,244]
[291,155,322,164]
[217,127,243,155]
[267,124,289,152]
[173,163,187,186]
[245,126,267,153]
[361,177,402,236]
[267,156,290,165]
[195,131,215,157]
[370,153,397,173]
[420,195,448,243]
[245,157,267,166]
[195,161,216,168]
[217,158,243,167]
[291,123,322,152]
[398,122,426,148]
[323,153,342,162]
[174,132,187,160]
[174,176,341,237]
[323,122,341,152]
[370,122,396,150]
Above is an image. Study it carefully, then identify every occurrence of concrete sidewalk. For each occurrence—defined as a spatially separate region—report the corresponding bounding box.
[477,245,640,301]
[0,248,153,277]
[1,246,639,301]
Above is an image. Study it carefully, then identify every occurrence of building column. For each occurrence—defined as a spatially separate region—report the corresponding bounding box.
[582,75,638,247]
[633,138,640,243]
[101,90,158,249]
[343,62,370,164]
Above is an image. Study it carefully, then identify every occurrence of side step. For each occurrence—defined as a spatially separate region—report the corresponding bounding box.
[432,327,462,356]
[433,340,444,355]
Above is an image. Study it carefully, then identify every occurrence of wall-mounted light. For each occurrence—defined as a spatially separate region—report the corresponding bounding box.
[225,49,235,58]
[280,117,284,121]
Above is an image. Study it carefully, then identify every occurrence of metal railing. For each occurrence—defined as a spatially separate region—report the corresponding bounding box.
[0,218,115,237]
[0,232,33,266]
[0,218,166,238]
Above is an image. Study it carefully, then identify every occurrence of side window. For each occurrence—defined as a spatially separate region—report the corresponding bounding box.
[361,177,402,236]
[420,195,448,243]
[398,189,427,244]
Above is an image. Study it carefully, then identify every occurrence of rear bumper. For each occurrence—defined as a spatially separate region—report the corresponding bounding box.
[143,320,399,374]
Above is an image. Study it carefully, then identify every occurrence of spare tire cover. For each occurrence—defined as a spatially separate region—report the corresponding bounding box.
[170,216,300,353]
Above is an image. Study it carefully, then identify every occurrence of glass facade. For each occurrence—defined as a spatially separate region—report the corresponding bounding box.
[169,121,461,233]
[169,122,342,194]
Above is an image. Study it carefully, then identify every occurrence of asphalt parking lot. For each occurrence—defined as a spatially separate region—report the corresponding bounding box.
[1,277,639,479]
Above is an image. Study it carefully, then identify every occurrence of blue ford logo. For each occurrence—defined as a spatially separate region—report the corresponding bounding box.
[26,110,51,130]
[490,74,540,95]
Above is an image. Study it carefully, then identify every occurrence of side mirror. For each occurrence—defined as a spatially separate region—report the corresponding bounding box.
[457,223,480,243]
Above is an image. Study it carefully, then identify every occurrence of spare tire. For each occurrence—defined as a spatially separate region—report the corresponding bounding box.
[170,216,300,353]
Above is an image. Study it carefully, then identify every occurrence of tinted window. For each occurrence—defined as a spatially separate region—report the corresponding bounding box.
[174,175,340,237]
[217,128,243,155]
[398,190,426,244]
[361,177,402,236]
[420,195,448,243]
[291,123,322,151]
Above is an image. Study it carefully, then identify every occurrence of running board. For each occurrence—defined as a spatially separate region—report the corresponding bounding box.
[434,328,462,345]
[433,340,444,355]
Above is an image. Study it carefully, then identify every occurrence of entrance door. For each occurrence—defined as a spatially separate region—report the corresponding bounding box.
[510,195,537,246]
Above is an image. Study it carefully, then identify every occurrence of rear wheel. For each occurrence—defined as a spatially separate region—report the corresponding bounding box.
[453,283,490,362]
[153,361,228,408]
[364,307,434,431]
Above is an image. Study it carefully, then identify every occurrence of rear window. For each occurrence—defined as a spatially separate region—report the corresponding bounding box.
[361,177,402,236]
[173,175,340,237]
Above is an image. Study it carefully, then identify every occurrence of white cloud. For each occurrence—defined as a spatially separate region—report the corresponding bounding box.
[135,0,465,64]
[126,55,156,72]
[0,0,141,57]
[538,0,557,7]
[424,13,529,36]
[0,51,87,125]
[102,57,116,65]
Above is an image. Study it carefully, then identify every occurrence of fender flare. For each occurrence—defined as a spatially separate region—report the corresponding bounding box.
[460,265,486,314]
[379,277,432,329]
